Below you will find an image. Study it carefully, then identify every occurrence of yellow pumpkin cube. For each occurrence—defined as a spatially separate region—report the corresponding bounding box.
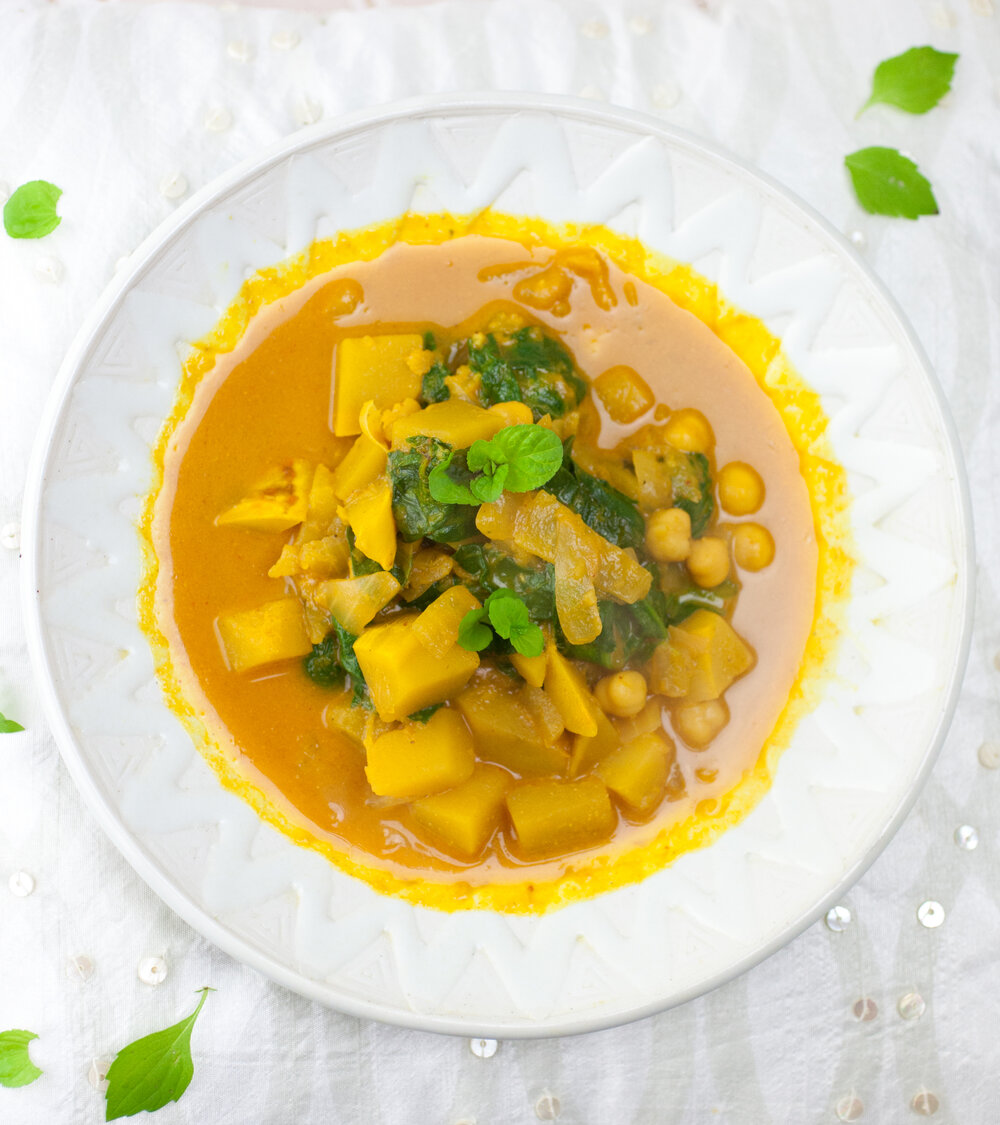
[330,432,387,502]
[216,599,312,672]
[411,764,513,857]
[412,586,481,658]
[543,643,599,737]
[315,571,401,635]
[506,777,616,857]
[365,708,475,797]
[456,675,568,777]
[342,477,397,572]
[569,707,622,778]
[402,548,454,602]
[648,627,703,698]
[332,334,425,436]
[304,463,341,531]
[674,609,753,703]
[390,399,505,449]
[216,460,313,533]
[596,731,674,813]
[613,697,664,743]
[298,534,350,578]
[353,615,480,721]
[511,651,547,688]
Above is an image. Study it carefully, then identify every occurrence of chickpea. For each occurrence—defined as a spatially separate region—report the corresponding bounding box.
[664,408,714,454]
[594,670,648,718]
[718,461,764,516]
[644,507,692,563]
[672,698,729,749]
[686,536,730,588]
[488,400,535,427]
[732,522,775,571]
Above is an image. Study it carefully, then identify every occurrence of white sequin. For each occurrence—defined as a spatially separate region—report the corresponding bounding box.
[917,900,944,929]
[34,256,64,283]
[138,956,168,985]
[825,905,852,932]
[910,1090,940,1116]
[270,30,300,50]
[580,19,609,39]
[628,15,652,35]
[848,230,867,250]
[204,106,233,133]
[293,97,323,126]
[1,522,20,550]
[9,870,35,897]
[978,740,1000,768]
[67,954,95,982]
[929,2,957,27]
[954,824,979,850]
[852,997,877,1022]
[535,1093,561,1120]
[227,40,253,63]
[970,0,994,14]
[651,81,682,109]
[835,1095,864,1122]
[897,991,926,1020]
[159,173,188,201]
[87,1058,111,1091]
[469,1037,498,1058]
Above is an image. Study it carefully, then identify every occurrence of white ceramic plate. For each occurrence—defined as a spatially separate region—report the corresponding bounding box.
[22,95,973,1037]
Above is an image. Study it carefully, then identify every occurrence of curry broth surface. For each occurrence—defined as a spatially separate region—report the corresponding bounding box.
[146,217,849,912]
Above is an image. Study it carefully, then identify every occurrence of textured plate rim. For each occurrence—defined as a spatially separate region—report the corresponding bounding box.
[21,92,975,1038]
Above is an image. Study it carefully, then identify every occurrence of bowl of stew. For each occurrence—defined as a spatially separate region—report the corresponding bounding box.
[24,95,973,1034]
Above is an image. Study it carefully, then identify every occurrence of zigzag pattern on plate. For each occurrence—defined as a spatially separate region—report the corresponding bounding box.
[31,106,969,1034]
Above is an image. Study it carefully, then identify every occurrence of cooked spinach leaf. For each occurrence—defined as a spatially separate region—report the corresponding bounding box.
[387,437,479,543]
[467,327,585,420]
[543,459,645,550]
[452,544,556,623]
[670,451,714,537]
[421,360,450,404]
[409,703,443,723]
[303,619,369,706]
[660,577,738,625]
[560,588,669,670]
[332,619,370,707]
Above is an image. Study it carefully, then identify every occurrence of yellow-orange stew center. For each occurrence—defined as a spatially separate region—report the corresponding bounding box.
[139,213,852,914]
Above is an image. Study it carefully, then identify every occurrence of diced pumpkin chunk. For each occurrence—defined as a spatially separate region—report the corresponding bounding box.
[315,571,401,635]
[543,643,600,737]
[216,599,312,672]
[390,399,505,449]
[365,709,475,797]
[569,707,621,777]
[511,651,547,688]
[342,477,396,571]
[411,764,513,857]
[330,432,387,501]
[304,463,341,532]
[521,684,565,744]
[554,515,602,644]
[651,610,753,703]
[475,491,524,540]
[413,586,481,658]
[596,731,674,813]
[298,534,350,578]
[323,691,395,751]
[506,777,616,857]
[217,460,312,533]
[333,334,425,436]
[456,674,568,777]
[613,697,664,743]
[593,365,655,425]
[403,548,453,602]
[354,616,479,721]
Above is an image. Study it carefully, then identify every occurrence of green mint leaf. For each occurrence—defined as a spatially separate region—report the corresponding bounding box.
[457,608,493,652]
[489,425,563,492]
[3,180,62,239]
[470,461,508,503]
[105,988,213,1121]
[844,147,938,219]
[0,1030,42,1088]
[466,439,502,474]
[428,452,478,505]
[486,590,531,639]
[0,711,25,733]
[509,622,545,658]
[861,46,958,115]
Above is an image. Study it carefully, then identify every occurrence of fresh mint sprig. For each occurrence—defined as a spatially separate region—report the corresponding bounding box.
[0,710,24,733]
[0,1029,42,1088]
[104,987,213,1121]
[844,147,938,219]
[3,180,62,239]
[428,425,562,506]
[859,46,958,116]
[457,589,545,657]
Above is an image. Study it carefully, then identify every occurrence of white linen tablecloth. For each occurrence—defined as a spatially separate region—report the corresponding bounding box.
[1,0,998,1121]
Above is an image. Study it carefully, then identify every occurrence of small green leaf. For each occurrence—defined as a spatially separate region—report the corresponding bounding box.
[409,703,442,723]
[428,453,478,505]
[0,711,24,734]
[470,462,508,503]
[509,622,545,658]
[487,592,531,639]
[457,608,493,652]
[422,330,436,351]
[489,425,563,492]
[844,147,938,219]
[104,988,213,1121]
[860,46,958,115]
[3,180,62,239]
[0,1030,42,1088]
[466,439,500,475]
